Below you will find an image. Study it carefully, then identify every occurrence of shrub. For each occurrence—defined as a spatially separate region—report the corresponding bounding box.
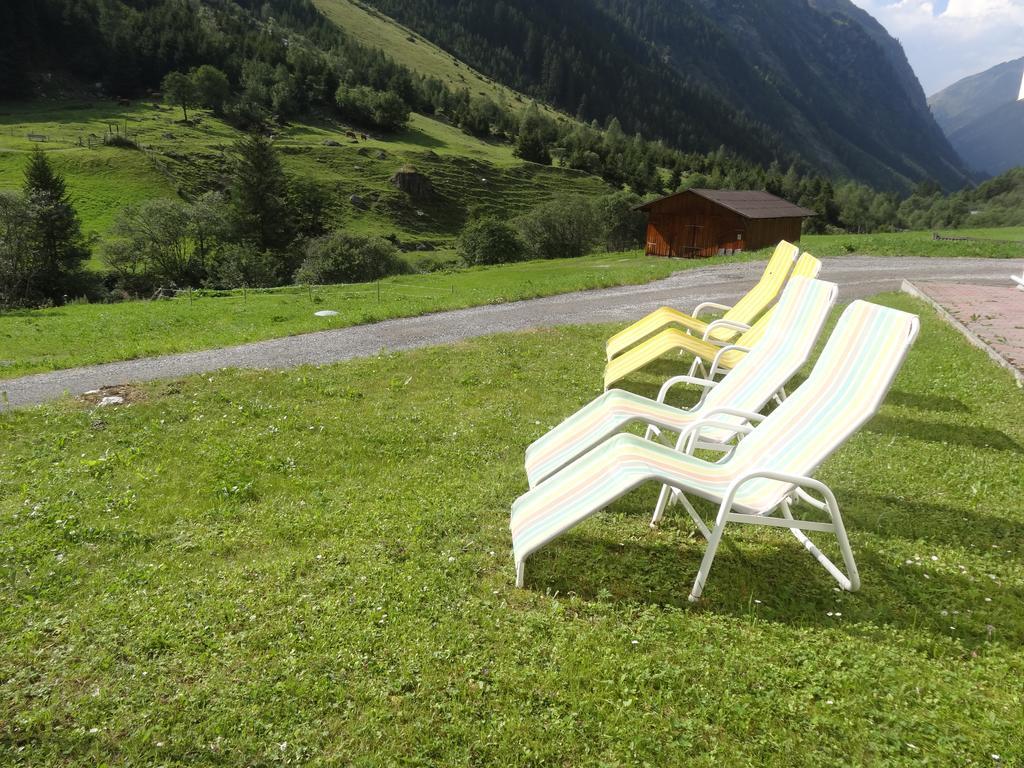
[103,134,139,150]
[457,216,527,265]
[335,85,410,131]
[295,232,409,284]
[191,65,231,114]
[103,198,219,290]
[207,245,280,289]
[516,195,600,260]
[596,191,646,251]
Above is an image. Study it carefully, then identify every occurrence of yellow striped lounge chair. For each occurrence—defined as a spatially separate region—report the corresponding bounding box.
[605,240,799,361]
[525,277,838,488]
[511,300,919,600]
[603,253,821,389]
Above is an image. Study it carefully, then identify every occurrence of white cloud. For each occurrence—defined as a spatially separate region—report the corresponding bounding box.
[851,0,1024,94]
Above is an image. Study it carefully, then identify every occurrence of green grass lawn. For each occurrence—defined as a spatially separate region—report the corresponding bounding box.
[0,250,714,379]
[803,227,1024,258]
[1,293,1021,765]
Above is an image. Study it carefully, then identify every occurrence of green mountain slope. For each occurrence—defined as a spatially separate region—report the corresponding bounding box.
[928,58,1024,177]
[945,100,1024,177]
[355,0,970,190]
[0,102,611,267]
[929,57,1024,135]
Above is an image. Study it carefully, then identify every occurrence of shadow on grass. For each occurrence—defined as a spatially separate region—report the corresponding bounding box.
[393,124,447,151]
[522,491,1023,644]
[528,531,1022,642]
[864,414,1022,452]
[885,389,968,413]
[840,490,1024,553]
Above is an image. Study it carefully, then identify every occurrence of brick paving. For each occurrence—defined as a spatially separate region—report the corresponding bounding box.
[904,280,1024,384]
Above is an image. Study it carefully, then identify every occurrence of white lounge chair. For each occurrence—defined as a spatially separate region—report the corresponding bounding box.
[524,277,839,488]
[511,300,919,600]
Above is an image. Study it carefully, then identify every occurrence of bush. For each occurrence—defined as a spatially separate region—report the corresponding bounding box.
[596,191,646,251]
[335,85,410,132]
[102,134,139,150]
[295,232,410,284]
[457,217,527,265]
[516,195,600,260]
[207,245,280,289]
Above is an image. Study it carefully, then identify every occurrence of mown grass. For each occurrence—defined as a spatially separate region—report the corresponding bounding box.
[1,293,1021,765]
[804,227,1024,258]
[0,250,712,379]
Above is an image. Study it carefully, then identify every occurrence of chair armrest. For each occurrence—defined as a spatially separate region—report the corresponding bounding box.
[673,417,757,451]
[722,468,838,517]
[697,406,766,423]
[692,301,733,319]
[702,319,751,341]
[656,374,718,403]
[708,344,750,379]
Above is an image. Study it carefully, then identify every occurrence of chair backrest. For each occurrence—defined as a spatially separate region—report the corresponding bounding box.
[790,252,821,279]
[730,300,920,511]
[720,252,822,359]
[698,277,838,436]
[709,240,799,341]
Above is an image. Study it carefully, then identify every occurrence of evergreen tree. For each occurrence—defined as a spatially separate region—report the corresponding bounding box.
[227,134,295,261]
[513,107,551,165]
[22,148,88,302]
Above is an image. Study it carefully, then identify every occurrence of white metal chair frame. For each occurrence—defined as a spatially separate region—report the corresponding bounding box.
[649,413,859,601]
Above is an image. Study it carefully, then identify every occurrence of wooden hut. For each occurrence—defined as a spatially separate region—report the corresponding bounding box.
[638,189,815,258]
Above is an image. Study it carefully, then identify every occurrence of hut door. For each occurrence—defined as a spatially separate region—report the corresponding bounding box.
[684,224,702,258]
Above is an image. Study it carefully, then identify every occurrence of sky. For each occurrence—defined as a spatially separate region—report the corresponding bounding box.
[850,0,1024,95]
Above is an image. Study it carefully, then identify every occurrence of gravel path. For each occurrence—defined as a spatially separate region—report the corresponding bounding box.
[3,256,1022,410]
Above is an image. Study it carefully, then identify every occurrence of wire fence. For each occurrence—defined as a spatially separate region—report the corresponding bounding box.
[149,279,459,306]
[931,232,1024,245]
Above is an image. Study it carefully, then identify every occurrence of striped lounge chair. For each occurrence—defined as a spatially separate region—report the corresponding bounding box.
[525,277,838,488]
[605,239,798,361]
[603,252,821,389]
[511,300,920,600]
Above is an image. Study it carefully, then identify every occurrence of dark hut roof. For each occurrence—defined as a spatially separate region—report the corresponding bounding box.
[638,189,816,219]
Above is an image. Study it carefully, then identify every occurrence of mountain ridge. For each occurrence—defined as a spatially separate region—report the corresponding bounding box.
[929,57,1024,177]
[353,0,970,190]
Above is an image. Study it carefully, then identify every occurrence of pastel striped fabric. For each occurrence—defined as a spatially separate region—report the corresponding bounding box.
[511,300,919,574]
[603,254,821,388]
[604,240,799,360]
[525,277,838,487]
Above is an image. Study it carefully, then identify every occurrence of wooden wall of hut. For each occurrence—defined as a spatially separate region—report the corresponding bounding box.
[643,194,803,258]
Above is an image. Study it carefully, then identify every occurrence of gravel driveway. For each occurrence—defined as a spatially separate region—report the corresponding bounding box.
[3,255,1022,410]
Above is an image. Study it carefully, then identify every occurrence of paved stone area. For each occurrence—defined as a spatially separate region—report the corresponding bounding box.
[903,280,1024,385]
[2,255,1022,409]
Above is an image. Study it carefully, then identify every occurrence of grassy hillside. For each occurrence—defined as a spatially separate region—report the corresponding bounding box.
[0,100,610,268]
[313,0,560,120]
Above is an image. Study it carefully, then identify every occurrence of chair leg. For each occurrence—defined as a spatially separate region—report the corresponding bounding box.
[515,559,525,588]
[781,498,860,592]
[651,484,673,527]
[688,507,729,601]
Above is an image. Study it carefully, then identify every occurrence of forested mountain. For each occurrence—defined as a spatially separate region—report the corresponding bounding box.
[929,58,1024,177]
[353,0,970,191]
